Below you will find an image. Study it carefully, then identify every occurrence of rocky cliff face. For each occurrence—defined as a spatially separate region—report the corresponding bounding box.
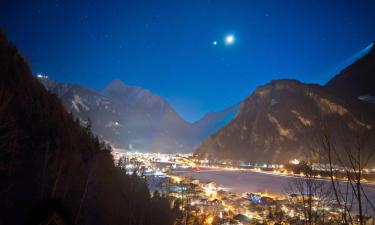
[196,79,375,164]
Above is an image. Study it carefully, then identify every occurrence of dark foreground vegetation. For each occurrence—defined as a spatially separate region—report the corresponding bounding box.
[0,30,173,225]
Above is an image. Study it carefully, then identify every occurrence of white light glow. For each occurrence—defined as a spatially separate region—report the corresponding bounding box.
[290,159,300,165]
[225,35,234,45]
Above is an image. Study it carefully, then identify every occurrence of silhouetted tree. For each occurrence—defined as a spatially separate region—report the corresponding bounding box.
[314,120,375,225]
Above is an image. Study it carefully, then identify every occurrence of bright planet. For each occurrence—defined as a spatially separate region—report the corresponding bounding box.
[1,1,375,224]
[225,35,234,45]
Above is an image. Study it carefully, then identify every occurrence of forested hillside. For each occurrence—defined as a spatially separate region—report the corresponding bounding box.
[0,30,173,225]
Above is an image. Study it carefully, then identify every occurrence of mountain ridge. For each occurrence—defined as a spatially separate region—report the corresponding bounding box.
[39,76,240,152]
[326,41,375,101]
[196,44,375,165]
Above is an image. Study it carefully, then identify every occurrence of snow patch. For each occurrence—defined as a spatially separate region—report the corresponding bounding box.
[270,99,278,107]
[71,94,89,112]
[291,110,312,126]
[319,97,347,115]
[308,92,347,115]
[358,95,375,104]
[267,114,295,140]
[242,123,248,131]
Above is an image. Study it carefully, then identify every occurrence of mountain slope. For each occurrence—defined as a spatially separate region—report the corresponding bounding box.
[196,79,375,164]
[0,31,172,225]
[102,79,193,151]
[326,42,375,102]
[40,77,239,152]
[40,77,192,151]
[192,103,240,142]
[103,79,172,110]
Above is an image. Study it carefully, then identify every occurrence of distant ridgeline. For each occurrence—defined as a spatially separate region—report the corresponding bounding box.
[196,42,375,166]
[0,30,173,225]
[37,74,240,153]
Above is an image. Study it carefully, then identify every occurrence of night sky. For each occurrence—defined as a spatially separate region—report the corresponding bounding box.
[1,0,375,122]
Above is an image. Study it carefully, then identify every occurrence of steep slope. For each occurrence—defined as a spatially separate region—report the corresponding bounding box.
[192,103,240,142]
[39,76,132,147]
[39,78,239,152]
[103,79,172,110]
[39,77,192,151]
[326,42,375,102]
[0,31,172,225]
[196,79,375,164]
[102,79,193,151]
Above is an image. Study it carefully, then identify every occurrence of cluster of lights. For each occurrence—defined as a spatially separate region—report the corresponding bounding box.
[111,152,366,224]
[36,73,48,79]
[290,158,300,165]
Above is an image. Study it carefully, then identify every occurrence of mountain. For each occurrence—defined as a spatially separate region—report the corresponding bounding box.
[103,79,172,110]
[192,103,240,141]
[102,79,193,151]
[196,79,375,164]
[0,31,172,225]
[196,41,375,164]
[39,77,239,152]
[326,42,375,103]
[38,76,124,145]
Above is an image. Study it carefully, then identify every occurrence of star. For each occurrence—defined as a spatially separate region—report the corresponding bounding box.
[213,41,218,46]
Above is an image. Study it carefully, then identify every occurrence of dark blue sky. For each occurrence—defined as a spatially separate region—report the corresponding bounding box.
[1,0,375,122]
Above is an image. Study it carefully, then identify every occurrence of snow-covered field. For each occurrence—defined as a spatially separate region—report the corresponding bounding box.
[174,168,375,202]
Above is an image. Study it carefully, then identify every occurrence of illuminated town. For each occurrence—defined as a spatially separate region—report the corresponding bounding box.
[112,151,375,225]
[2,1,375,224]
